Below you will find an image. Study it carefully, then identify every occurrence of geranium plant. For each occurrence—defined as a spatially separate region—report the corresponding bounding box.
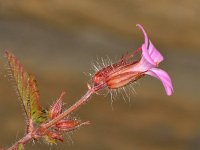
[1,24,173,150]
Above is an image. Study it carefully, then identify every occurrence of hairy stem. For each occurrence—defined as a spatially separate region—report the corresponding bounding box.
[42,89,94,129]
[7,133,32,150]
[6,84,104,150]
[41,84,103,129]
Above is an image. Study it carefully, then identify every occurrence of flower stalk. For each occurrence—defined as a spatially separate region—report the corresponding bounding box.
[6,83,104,150]
[41,84,103,130]
[3,24,173,150]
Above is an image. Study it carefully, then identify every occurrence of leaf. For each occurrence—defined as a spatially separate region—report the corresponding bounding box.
[28,74,47,123]
[43,131,64,145]
[17,144,24,150]
[5,51,47,123]
[43,135,57,145]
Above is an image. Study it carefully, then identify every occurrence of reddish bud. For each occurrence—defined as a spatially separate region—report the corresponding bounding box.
[105,64,144,89]
[49,92,65,119]
[92,59,142,89]
[56,119,80,130]
[56,119,90,131]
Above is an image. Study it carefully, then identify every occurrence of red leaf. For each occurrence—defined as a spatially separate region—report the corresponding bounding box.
[4,51,46,123]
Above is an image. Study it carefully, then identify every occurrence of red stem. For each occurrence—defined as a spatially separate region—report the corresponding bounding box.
[7,133,32,150]
[41,84,104,129]
[6,84,104,150]
[41,88,94,129]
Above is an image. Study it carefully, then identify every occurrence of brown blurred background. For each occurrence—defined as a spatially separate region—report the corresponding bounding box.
[0,0,200,150]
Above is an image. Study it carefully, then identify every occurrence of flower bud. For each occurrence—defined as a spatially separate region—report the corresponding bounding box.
[56,119,81,130]
[49,92,65,119]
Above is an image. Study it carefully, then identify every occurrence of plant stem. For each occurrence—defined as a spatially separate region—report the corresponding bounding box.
[6,84,104,150]
[42,85,101,129]
[7,133,32,150]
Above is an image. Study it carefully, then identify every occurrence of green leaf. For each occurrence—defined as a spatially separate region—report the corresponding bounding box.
[5,51,47,123]
[43,135,57,145]
[28,74,47,123]
[17,144,24,150]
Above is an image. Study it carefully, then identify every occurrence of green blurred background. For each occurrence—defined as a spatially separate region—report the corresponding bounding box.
[0,0,200,150]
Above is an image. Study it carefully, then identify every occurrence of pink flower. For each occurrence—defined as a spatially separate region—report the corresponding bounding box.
[92,24,173,96]
[134,24,173,96]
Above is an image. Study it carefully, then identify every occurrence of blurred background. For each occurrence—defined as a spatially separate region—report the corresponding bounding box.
[0,0,200,150]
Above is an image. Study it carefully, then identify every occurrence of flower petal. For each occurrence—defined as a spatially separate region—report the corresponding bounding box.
[145,68,173,96]
[148,41,164,64]
[136,24,148,48]
[133,55,154,72]
[137,24,164,66]
[142,44,155,66]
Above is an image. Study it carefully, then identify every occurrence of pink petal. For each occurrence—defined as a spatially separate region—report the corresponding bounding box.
[148,41,164,64]
[136,24,148,48]
[137,24,154,65]
[145,68,173,96]
[133,55,154,72]
[137,24,164,66]
[142,44,155,66]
